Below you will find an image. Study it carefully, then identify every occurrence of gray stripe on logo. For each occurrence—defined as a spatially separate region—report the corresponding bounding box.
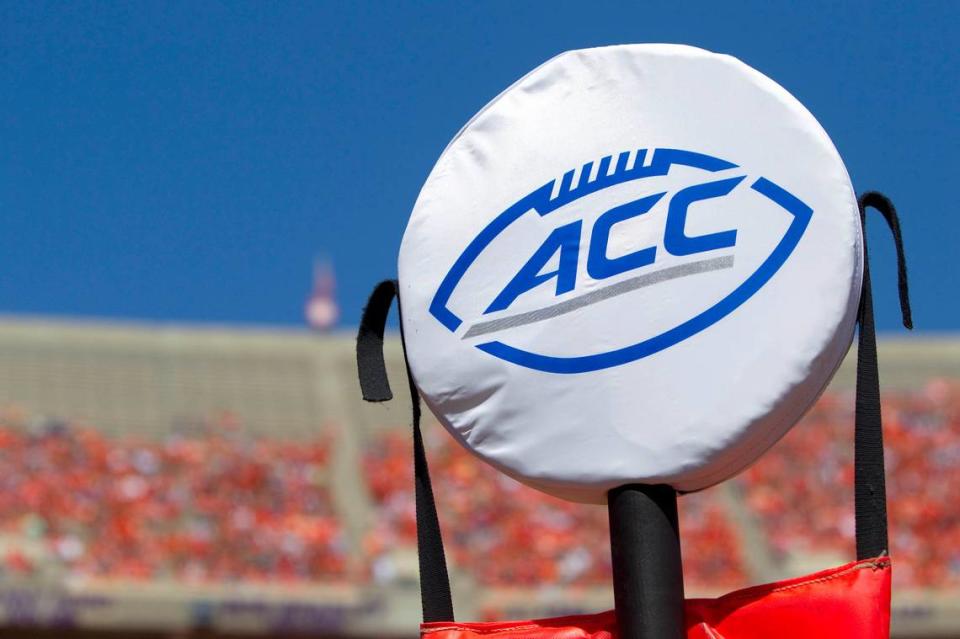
[461,254,735,339]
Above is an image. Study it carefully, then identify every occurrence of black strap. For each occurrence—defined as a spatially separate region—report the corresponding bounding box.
[356,280,455,622]
[855,191,912,560]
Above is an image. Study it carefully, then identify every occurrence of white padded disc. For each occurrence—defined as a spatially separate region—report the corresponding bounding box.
[398,44,862,503]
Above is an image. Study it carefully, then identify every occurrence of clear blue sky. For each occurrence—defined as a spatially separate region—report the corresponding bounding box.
[1,2,956,331]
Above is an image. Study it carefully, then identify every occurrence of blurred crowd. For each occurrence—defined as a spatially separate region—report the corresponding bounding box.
[741,379,960,587]
[0,380,957,590]
[363,429,745,588]
[0,411,346,583]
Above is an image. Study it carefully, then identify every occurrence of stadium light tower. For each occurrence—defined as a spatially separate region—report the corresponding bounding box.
[306,257,339,331]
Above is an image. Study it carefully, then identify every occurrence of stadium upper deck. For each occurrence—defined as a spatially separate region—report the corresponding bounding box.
[0,316,956,437]
[0,316,955,637]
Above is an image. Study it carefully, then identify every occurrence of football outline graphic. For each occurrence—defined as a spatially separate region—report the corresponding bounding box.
[430,147,812,374]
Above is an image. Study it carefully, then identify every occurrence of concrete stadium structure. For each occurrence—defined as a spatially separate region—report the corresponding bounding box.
[0,316,956,637]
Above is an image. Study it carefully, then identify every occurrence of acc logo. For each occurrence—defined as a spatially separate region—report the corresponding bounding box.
[429,148,812,374]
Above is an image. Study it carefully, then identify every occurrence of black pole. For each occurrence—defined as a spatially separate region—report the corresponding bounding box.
[608,483,685,639]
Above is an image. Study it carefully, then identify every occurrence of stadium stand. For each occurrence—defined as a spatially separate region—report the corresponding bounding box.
[0,413,347,584]
[0,318,956,636]
[741,380,960,589]
[362,428,746,589]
